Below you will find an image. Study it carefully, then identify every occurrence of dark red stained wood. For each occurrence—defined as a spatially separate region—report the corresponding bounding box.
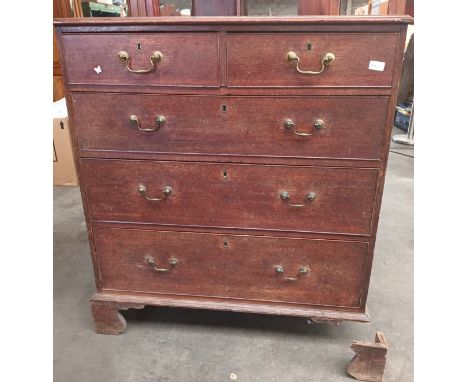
[90,298,145,335]
[67,84,394,96]
[81,159,378,235]
[54,16,413,27]
[388,0,407,16]
[53,0,73,18]
[60,33,220,87]
[52,18,410,332]
[71,93,389,161]
[357,24,408,309]
[127,0,157,16]
[227,33,399,88]
[405,0,414,17]
[93,227,369,308]
[92,291,371,329]
[192,0,238,16]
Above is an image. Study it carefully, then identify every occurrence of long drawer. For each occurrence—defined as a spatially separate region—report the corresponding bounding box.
[73,93,388,161]
[82,159,378,235]
[94,228,368,308]
[227,33,399,87]
[60,33,220,87]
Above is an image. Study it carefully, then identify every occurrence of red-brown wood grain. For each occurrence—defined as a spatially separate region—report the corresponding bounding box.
[388,0,407,16]
[71,93,389,161]
[54,16,412,27]
[356,24,408,308]
[81,159,378,235]
[226,33,399,87]
[91,299,145,334]
[91,291,371,326]
[127,0,157,17]
[93,227,369,308]
[60,32,220,87]
[52,17,411,332]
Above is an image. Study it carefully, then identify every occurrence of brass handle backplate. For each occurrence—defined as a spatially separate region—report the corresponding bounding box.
[275,265,309,281]
[138,185,172,201]
[280,191,316,208]
[286,51,335,75]
[146,256,177,273]
[129,114,166,132]
[118,50,163,74]
[283,118,325,137]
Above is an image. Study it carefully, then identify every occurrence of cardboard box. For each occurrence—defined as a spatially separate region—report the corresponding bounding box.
[53,117,78,186]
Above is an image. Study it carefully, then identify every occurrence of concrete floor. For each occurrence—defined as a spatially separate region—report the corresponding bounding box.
[54,133,413,382]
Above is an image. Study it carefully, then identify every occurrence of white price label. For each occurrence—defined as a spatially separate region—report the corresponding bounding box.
[368,60,385,71]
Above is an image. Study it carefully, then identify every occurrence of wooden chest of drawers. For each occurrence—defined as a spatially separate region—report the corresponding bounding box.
[54,16,411,334]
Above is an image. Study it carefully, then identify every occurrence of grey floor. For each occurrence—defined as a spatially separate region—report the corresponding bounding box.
[54,129,413,382]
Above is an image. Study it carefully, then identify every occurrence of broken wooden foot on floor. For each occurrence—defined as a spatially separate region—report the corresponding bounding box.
[347,331,388,382]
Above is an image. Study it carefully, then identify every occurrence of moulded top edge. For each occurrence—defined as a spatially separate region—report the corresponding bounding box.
[53,15,413,27]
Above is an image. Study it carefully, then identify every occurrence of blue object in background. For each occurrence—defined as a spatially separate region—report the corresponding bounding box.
[394,102,413,132]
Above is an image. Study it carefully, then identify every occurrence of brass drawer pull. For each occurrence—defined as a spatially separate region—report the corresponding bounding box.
[275,265,309,281]
[138,185,172,201]
[280,191,316,207]
[129,114,166,132]
[283,118,324,137]
[146,256,177,273]
[117,50,163,74]
[286,51,335,75]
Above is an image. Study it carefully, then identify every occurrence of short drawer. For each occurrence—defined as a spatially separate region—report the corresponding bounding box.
[94,228,369,308]
[227,33,399,87]
[82,159,378,235]
[72,93,388,160]
[60,33,219,87]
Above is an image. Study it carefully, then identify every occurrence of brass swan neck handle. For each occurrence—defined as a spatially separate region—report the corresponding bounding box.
[118,50,163,74]
[286,51,335,75]
[138,185,172,201]
[280,191,316,208]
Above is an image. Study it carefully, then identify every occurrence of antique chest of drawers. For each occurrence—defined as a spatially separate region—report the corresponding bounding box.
[54,16,411,334]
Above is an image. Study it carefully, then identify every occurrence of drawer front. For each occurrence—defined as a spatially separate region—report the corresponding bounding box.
[61,33,219,87]
[227,33,399,87]
[82,159,378,235]
[94,228,368,308]
[73,93,388,160]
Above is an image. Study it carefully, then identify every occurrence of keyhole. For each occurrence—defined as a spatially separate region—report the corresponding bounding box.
[60,121,64,129]
[222,104,227,113]
[137,42,142,51]
[307,42,312,51]
[223,240,228,248]
[223,170,228,179]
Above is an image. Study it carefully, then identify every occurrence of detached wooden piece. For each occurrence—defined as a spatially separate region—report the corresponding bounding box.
[347,332,388,382]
